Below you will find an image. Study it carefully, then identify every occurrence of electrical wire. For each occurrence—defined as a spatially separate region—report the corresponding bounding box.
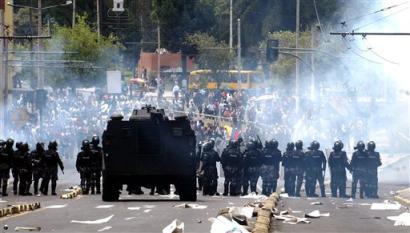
[340,1,410,26]
[353,5,410,31]
[341,38,382,64]
[363,38,400,65]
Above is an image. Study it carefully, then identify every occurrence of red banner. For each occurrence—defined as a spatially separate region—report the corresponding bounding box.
[0,0,4,10]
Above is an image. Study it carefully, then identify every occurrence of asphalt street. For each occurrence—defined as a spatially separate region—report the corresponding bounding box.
[0,168,408,233]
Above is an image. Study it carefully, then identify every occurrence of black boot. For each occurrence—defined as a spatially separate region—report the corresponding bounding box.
[223,182,229,196]
[2,183,8,196]
[51,181,57,195]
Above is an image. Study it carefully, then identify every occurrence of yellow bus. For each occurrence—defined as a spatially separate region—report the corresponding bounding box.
[188,69,265,90]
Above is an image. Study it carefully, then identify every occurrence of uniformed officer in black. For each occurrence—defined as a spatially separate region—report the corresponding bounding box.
[221,139,242,196]
[197,140,220,196]
[76,140,93,194]
[40,141,64,195]
[260,140,281,196]
[350,141,367,199]
[91,135,103,194]
[11,141,21,195]
[30,143,46,195]
[282,142,294,195]
[291,140,305,197]
[366,141,381,198]
[305,141,327,197]
[242,140,262,195]
[0,140,11,196]
[195,141,204,191]
[14,143,32,196]
[328,140,351,198]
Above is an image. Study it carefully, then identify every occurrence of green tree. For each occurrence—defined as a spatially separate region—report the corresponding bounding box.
[187,32,234,72]
[45,15,123,87]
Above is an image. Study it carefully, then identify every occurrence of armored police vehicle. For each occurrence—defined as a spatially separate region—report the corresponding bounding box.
[101,106,197,201]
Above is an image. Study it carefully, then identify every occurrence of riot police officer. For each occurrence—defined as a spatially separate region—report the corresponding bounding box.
[350,141,367,199]
[13,143,32,196]
[195,141,204,191]
[91,135,103,194]
[221,139,242,196]
[30,143,46,195]
[40,141,64,195]
[260,140,281,196]
[328,140,351,198]
[366,141,381,198]
[305,141,327,197]
[11,141,21,195]
[0,140,11,196]
[288,140,305,197]
[76,140,93,194]
[242,140,262,195]
[198,140,220,196]
[282,142,294,195]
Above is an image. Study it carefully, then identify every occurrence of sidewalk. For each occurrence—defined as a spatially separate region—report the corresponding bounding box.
[394,187,410,206]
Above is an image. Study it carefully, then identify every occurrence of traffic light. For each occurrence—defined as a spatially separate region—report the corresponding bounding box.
[266,39,279,63]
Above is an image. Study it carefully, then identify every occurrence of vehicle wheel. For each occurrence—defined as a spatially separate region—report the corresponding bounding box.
[178,176,197,201]
[102,173,119,202]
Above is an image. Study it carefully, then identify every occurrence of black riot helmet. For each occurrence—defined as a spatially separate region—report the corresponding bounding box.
[286,142,295,151]
[271,140,279,149]
[21,143,29,153]
[91,135,100,146]
[246,141,256,150]
[15,142,23,150]
[0,140,5,148]
[354,141,365,151]
[82,140,91,150]
[309,141,320,150]
[295,140,303,150]
[202,141,212,152]
[6,138,14,148]
[48,141,58,150]
[36,143,45,152]
[367,141,376,151]
[333,140,344,152]
[209,138,215,148]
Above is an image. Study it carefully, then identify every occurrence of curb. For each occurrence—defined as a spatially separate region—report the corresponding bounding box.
[252,193,280,233]
[394,195,410,207]
[60,186,82,199]
[393,188,410,207]
[0,202,41,218]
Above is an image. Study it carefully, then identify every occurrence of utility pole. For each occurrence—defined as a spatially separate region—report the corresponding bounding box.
[295,0,300,112]
[37,0,43,89]
[237,18,241,88]
[96,0,100,41]
[229,0,233,52]
[310,25,315,101]
[0,6,4,136]
[157,23,160,94]
[72,0,75,27]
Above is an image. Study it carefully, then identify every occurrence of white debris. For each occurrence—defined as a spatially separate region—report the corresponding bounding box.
[71,215,114,224]
[162,219,184,233]
[45,204,67,209]
[97,226,112,232]
[359,203,372,206]
[173,203,207,209]
[228,202,235,205]
[279,193,289,198]
[125,217,136,221]
[274,215,311,224]
[0,199,7,203]
[127,207,141,211]
[347,198,354,202]
[387,212,410,226]
[229,207,254,219]
[310,202,323,205]
[14,227,41,231]
[371,200,401,210]
[96,205,114,209]
[144,209,152,213]
[143,205,156,209]
[305,210,330,218]
[209,216,250,233]
[160,192,179,199]
[239,193,267,200]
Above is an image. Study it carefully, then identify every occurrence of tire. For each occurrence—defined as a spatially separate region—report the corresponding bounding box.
[178,176,197,201]
[102,172,119,202]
